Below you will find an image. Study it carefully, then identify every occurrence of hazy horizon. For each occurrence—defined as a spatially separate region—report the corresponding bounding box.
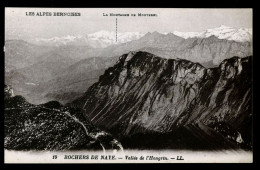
[5,8,252,40]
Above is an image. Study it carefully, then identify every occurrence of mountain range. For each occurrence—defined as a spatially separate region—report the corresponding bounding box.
[97,31,252,66]
[4,21,254,152]
[173,25,252,42]
[29,31,144,48]
[5,50,252,150]
[28,25,252,48]
[5,26,252,105]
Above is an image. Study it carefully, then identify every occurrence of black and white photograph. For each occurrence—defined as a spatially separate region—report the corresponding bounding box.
[4,8,253,163]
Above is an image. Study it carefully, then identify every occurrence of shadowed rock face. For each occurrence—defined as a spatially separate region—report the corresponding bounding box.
[71,51,252,150]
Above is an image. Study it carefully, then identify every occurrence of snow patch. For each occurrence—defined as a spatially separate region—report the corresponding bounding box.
[30,31,145,48]
[172,25,252,42]
[25,82,37,86]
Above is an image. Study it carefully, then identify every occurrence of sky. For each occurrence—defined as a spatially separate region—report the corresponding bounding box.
[5,8,252,40]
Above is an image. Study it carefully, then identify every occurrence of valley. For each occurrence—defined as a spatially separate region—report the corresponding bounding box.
[4,26,253,151]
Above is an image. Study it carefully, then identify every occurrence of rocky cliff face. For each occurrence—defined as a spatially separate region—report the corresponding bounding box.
[72,51,252,150]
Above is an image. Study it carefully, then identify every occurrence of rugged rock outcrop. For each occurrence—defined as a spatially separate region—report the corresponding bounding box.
[4,85,123,151]
[71,51,252,150]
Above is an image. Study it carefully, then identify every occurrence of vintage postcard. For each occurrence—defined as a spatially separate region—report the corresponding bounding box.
[4,8,253,163]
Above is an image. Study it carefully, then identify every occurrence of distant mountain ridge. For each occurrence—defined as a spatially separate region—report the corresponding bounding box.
[97,30,252,66]
[26,26,252,49]
[173,25,252,42]
[28,31,145,48]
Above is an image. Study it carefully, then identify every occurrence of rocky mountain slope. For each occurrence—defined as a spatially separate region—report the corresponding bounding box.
[36,56,119,104]
[4,85,123,151]
[4,40,54,71]
[71,51,252,150]
[5,56,119,105]
[4,40,112,104]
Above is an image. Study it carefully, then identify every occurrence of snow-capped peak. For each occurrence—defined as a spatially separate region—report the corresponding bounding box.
[29,31,145,48]
[173,25,252,42]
